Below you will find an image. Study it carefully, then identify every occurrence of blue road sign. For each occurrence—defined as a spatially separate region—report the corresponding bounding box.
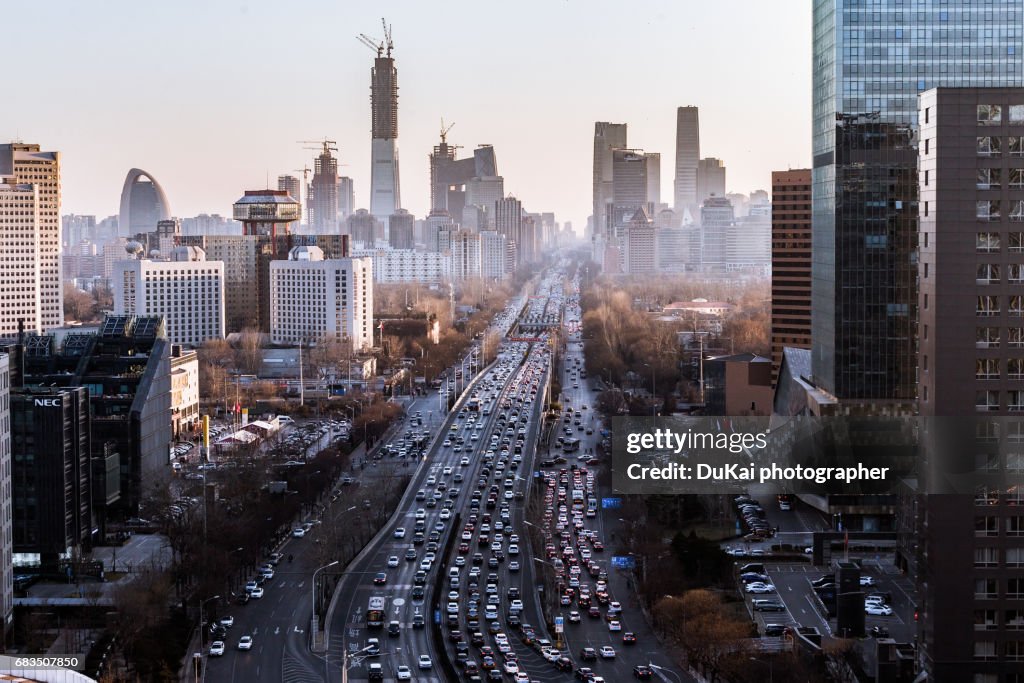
[611,555,637,570]
[434,609,441,624]
[601,497,622,509]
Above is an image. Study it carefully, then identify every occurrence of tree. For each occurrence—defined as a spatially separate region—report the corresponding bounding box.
[63,283,97,322]
[235,328,264,376]
[653,590,751,682]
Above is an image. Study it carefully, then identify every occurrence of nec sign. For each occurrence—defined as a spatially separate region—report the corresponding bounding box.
[34,398,61,408]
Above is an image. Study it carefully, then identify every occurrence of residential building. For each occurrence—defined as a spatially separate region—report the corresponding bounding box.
[445,230,482,281]
[388,208,415,249]
[916,86,1024,680]
[351,248,446,285]
[179,213,240,236]
[622,208,657,276]
[277,174,301,204]
[480,230,507,279]
[593,122,628,238]
[269,246,373,350]
[0,144,63,332]
[673,107,700,214]
[495,196,523,268]
[62,214,96,248]
[727,210,771,274]
[169,345,199,439]
[118,168,171,238]
[771,169,812,383]
[0,176,43,337]
[10,385,91,571]
[308,142,339,234]
[347,209,380,246]
[338,176,354,219]
[0,354,10,638]
[113,246,225,347]
[700,196,734,272]
[697,157,726,205]
[424,210,454,252]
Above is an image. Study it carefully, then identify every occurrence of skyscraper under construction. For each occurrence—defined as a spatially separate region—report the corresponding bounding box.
[362,20,401,223]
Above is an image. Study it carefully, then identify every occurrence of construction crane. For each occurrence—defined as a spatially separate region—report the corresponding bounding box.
[440,118,455,145]
[297,139,338,156]
[381,18,393,58]
[357,33,383,57]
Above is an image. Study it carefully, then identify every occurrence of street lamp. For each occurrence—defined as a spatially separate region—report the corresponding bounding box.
[649,663,683,683]
[196,594,220,683]
[340,643,378,683]
[311,560,340,650]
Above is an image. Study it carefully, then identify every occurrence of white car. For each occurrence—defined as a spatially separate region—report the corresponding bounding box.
[396,665,412,680]
[509,599,523,612]
[250,586,264,599]
[443,467,453,475]
[418,654,433,670]
[504,661,520,674]
[387,556,399,567]
[745,582,776,594]
[209,641,225,656]
[608,620,622,631]
[859,576,877,587]
[865,603,893,616]
[237,635,252,651]
[508,544,520,555]
[447,602,459,614]
[394,527,406,539]
[599,645,616,658]
[292,527,306,538]
[219,615,234,628]
[460,457,470,466]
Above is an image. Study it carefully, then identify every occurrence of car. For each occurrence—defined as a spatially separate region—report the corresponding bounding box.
[411,586,425,599]
[752,599,786,612]
[580,647,597,661]
[209,641,225,656]
[622,632,637,645]
[373,572,388,585]
[418,654,433,670]
[292,527,306,538]
[860,575,877,587]
[249,586,264,598]
[237,635,253,650]
[745,582,776,594]
[394,527,406,538]
[509,599,523,612]
[599,645,616,659]
[219,615,234,628]
[763,624,787,637]
[504,661,519,675]
[608,620,622,631]
[634,665,654,680]
[508,560,520,572]
[395,664,412,680]
[865,603,894,616]
[870,625,890,638]
[387,555,399,567]
[568,610,581,623]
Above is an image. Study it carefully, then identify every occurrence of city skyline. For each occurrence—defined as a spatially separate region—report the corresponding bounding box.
[0,0,810,229]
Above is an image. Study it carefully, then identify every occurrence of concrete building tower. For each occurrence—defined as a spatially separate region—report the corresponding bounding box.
[593,122,627,237]
[645,152,661,208]
[277,175,301,203]
[309,141,339,234]
[366,24,401,222]
[388,208,414,249]
[0,144,63,331]
[338,177,355,219]
[118,168,171,238]
[673,106,700,214]
[697,157,727,205]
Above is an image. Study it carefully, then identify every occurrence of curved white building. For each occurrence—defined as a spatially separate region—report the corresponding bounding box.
[118,168,171,237]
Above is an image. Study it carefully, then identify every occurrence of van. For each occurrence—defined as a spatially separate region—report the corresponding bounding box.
[367,663,383,681]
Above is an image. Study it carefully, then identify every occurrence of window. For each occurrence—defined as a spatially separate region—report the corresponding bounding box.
[1012,265,1024,284]
[979,232,1002,252]
[977,516,1000,536]
[979,577,1000,598]
[1011,548,1024,568]
[1012,455,1024,474]
[1013,137,1024,157]
[979,168,1003,189]
[1013,390,1024,412]
[1015,296,1024,316]
[975,641,997,661]
[980,104,1004,124]
[978,390,1000,411]
[979,264,1002,284]
[977,547,1000,567]
[1013,359,1024,380]
[978,295,1000,316]
[979,136,1003,156]
[1013,201,1024,222]
[1013,579,1024,598]
[1014,106,1024,123]
[978,358,1001,379]
[975,609,999,629]
[978,327,1001,348]
[979,200,1002,220]
[1008,641,1024,661]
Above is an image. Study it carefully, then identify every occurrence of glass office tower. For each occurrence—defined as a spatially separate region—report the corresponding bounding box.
[812,0,1023,400]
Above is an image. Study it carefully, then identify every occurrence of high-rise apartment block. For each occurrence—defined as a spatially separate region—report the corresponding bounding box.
[277,175,301,204]
[0,144,63,332]
[0,354,11,639]
[699,196,734,272]
[593,122,628,236]
[673,106,700,215]
[388,209,415,249]
[0,176,43,337]
[269,247,373,350]
[338,176,354,219]
[622,209,657,276]
[113,247,225,347]
[351,248,447,285]
[494,197,523,269]
[697,157,726,205]
[770,169,812,383]
[480,230,507,280]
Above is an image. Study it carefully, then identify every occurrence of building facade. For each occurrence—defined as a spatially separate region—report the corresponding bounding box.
[0,144,63,332]
[771,169,812,383]
[309,143,339,234]
[113,247,225,347]
[169,345,199,439]
[697,157,726,205]
[0,354,11,637]
[269,247,374,350]
[480,230,507,280]
[118,168,171,239]
[673,106,700,215]
[700,196,734,273]
[0,176,43,337]
[593,122,628,238]
[370,50,401,221]
[388,208,415,249]
[351,248,446,285]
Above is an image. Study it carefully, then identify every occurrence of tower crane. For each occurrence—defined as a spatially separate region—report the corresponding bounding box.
[440,118,455,144]
[357,33,383,57]
[381,18,393,58]
[297,139,338,156]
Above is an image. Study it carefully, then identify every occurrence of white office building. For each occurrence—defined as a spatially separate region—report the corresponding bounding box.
[0,176,43,337]
[480,230,507,280]
[112,246,225,347]
[269,246,374,350]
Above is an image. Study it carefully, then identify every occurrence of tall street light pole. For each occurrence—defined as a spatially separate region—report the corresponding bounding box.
[311,560,340,650]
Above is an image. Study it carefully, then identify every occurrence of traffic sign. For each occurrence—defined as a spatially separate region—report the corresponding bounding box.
[554,616,564,634]
[611,555,637,569]
[601,497,622,509]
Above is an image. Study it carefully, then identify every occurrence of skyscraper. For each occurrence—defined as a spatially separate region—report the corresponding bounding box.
[593,122,627,236]
[388,209,414,249]
[118,168,171,238]
[495,196,523,269]
[369,37,400,221]
[338,176,355,219]
[697,157,726,205]
[812,0,1023,402]
[277,174,301,203]
[644,153,661,208]
[611,149,649,216]
[673,106,699,214]
[770,169,812,383]
[0,144,63,332]
[309,142,339,234]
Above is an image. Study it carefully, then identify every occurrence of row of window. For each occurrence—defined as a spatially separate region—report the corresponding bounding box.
[975,264,1024,282]
[977,200,1024,220]
[977,231,1024,251]
[977,136,1024,156]
[976,358,1024,378]
[976,296,1024,314]
[977,390,1024,410]
[977,516,1024,536]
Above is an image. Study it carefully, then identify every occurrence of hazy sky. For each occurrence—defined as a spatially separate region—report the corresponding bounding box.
[2,0,811,231]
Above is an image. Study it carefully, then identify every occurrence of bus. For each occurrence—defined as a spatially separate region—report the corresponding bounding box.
[562,438,581,453]
[467,398,480,412]
[586,497,598,517]
[367,596,386,629]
